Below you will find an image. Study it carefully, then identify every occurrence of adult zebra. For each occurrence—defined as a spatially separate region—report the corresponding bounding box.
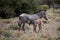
[18,10,48,31]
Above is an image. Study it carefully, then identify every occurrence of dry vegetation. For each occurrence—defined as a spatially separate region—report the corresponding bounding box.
[0,8,60,40]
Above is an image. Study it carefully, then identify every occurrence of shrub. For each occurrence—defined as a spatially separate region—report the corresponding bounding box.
[0,0,38,18]
[0,29,11,37]
[39,5,49,10]
[0,0,49,19]
[55,17,60,22]
[1,30,11,37]
[0,37,11,40]
[0,7,16,19]
[8,25,19,30]
[15,2,37,15]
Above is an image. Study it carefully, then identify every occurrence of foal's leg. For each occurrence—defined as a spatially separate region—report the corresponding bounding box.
[38,24,42,32]
[33,24,36,32]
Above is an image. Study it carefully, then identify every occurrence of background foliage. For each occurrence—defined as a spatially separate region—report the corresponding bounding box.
[0,0,59,18]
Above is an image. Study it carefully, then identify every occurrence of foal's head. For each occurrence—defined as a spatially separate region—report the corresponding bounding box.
[34,19,41,25]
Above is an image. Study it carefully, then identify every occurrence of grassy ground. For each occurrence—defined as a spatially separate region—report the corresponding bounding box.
[0,8,60,40]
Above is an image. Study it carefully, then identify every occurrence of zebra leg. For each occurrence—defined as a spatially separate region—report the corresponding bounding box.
[22,23,25,31]
[18,21,22,30]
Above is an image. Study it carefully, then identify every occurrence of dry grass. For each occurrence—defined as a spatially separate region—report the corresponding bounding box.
[0,9,60,40]
[57,25,60,31]
[55,17,60,22]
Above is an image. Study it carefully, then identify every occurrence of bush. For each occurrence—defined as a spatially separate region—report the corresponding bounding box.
[0,29,11,37]
[8,25,19,30]
[15,2,37,15]
[55,17,60,22]
[0,7,16,19]
[2,30,11,37]
[0,37,11,40]
[0,0,38,18]
[0,0,49,19]
[39,5,49,10]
